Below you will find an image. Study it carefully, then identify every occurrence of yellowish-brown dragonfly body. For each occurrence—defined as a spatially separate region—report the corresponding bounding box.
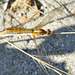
[5,8,63,38]
[5,27,53,38]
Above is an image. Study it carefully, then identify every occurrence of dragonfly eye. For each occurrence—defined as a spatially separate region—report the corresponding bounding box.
[47,29,52,36]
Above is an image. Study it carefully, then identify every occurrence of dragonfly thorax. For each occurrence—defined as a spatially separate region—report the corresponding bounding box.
[34,28,46,36]
[34,28,52,36]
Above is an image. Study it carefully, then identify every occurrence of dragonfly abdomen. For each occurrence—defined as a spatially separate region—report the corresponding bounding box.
[5,27,34,33]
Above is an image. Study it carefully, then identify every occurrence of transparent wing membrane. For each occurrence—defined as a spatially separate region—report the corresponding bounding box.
[36,7,64,28]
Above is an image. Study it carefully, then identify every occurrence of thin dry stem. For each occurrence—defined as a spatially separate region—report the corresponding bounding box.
[5,40,70,75]
[19,2,56,28]
[0,31,11,35]
[41,42,50,65]
[54,32,75,34]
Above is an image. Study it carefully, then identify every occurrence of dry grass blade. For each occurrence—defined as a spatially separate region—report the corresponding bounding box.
[11,0,19,8]
[19,7,64,29]
[10,0,32,9]
[54,0,75,31]
[19,2,56,28]
[0,31,11,35]
[32,59,45,74]
[42,65,49,75]
[19,10,40,28]
[54,32,75,34]
[5,40,70,75]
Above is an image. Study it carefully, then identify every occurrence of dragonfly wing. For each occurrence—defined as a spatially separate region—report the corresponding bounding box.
[35,7,64,28]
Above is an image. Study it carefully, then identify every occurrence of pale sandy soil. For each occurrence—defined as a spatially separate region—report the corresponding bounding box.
[0,0,75,75]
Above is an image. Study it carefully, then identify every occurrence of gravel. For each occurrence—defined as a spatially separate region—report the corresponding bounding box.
[0,0,75,75]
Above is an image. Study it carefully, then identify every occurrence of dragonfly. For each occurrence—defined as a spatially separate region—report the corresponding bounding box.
[1,7,63,37]
[1,6,74,38]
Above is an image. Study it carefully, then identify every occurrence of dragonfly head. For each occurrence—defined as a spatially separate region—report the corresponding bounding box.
[46,29,53,36]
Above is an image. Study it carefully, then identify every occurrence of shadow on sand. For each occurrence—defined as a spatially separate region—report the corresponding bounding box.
[0,25,75,75]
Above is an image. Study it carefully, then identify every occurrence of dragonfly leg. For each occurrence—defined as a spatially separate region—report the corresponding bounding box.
[32,33,36,38]
[32,33,41,38]
[34,27,41,30]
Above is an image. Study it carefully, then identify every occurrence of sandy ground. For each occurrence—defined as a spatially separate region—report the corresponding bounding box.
[0,0,75,75]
